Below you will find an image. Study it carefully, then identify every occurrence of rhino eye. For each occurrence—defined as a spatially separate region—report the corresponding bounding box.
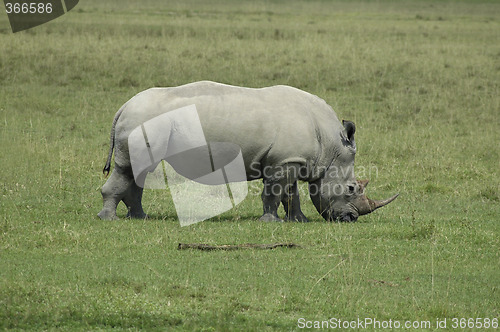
[346,185,355,195]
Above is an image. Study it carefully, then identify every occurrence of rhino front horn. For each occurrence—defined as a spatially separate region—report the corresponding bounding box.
[367,194,399,213]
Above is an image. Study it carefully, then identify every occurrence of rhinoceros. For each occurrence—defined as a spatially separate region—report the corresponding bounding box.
[98,81,397,222]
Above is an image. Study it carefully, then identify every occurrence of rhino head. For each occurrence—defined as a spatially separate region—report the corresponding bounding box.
[308,120,398,222]
[309,178,399,222]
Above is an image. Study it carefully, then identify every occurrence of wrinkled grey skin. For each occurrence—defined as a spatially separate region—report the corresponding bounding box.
[98,81,397,222]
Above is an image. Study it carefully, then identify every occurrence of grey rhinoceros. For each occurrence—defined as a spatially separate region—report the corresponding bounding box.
[98,81,397,222]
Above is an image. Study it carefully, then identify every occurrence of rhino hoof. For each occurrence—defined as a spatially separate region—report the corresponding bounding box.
[259,213,284,222]
[126,211,148,219]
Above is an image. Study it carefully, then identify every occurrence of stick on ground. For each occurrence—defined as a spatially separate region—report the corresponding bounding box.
[177,243,301,251]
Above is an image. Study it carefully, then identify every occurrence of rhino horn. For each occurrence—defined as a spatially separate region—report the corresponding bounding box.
[357,179,369,193]
[358,193,399,215]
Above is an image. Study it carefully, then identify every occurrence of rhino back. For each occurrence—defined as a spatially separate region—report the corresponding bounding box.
[114,81,341,180]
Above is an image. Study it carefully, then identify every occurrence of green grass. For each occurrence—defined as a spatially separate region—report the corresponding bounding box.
[1,0,499,330]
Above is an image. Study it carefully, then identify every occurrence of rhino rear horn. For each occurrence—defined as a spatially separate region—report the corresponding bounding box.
[357,179,369,193]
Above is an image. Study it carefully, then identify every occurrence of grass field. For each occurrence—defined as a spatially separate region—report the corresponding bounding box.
[1,0,499,330]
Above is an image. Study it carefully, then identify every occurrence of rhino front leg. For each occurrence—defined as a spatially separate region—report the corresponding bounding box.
[282,181,309,222]
[260,178,284,222]
[98,166,137,220]
[260,163,302,222]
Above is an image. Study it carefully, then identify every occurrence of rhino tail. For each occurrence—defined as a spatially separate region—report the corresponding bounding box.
[103,106,125,177]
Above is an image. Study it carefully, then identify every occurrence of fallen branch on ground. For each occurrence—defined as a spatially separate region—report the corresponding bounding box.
[177,242,301,251]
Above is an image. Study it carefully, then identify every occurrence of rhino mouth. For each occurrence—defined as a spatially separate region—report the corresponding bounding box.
[322,210,358,222]
[337,212,358,222]
[325,201,359,222]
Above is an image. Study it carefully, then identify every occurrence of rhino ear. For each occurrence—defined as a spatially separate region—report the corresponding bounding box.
[342,120,356,142]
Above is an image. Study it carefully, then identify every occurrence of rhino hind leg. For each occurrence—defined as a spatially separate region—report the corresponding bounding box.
[259,163,307,222]
[123,182,147,219]
[98,167,138,220]
[282,181,309,222]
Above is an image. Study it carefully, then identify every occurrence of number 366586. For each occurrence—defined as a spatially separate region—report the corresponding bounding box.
[5,2,53,14]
